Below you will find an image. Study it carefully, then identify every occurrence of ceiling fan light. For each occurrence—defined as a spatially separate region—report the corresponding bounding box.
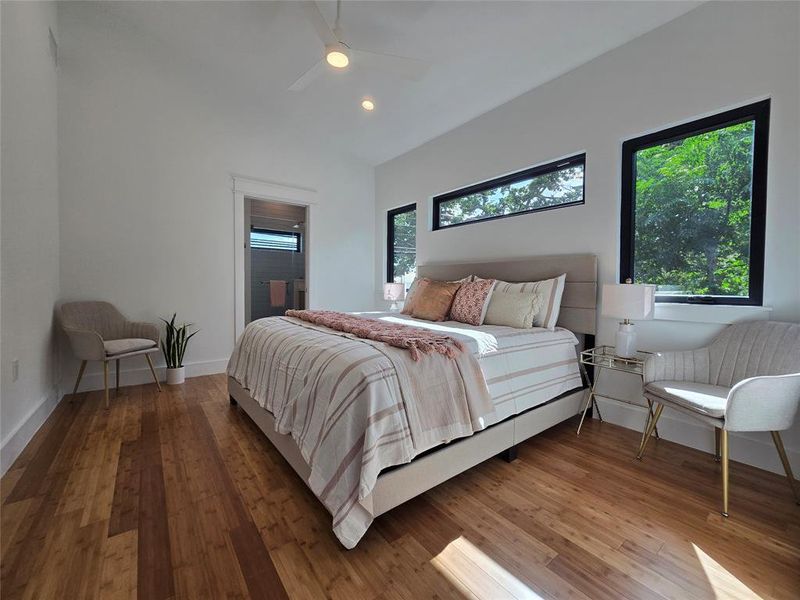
[361,98,375,111]
[325,44,349,69]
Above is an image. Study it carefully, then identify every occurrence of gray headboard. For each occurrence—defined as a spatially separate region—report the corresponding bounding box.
[417,254,597,335]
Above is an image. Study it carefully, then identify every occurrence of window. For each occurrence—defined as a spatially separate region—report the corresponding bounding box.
[621,100,769,306]
[387,203,416,288]
[432,154,585,230]
[250,228,301,252]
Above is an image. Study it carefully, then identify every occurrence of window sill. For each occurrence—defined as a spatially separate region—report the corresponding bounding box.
[653,303,772,325]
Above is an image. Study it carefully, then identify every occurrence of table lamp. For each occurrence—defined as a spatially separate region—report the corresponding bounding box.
[602,280,656,358]
[383,282,405,311]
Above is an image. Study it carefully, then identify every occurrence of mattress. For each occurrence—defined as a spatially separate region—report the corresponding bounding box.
[368,312,583,423]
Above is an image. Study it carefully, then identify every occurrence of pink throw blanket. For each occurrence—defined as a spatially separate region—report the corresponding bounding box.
[284,310,464,361]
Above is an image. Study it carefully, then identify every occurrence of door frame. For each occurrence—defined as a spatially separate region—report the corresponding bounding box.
[232,175,316,342]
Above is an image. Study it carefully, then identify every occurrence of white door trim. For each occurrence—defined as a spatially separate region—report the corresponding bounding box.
[232,175,317,342]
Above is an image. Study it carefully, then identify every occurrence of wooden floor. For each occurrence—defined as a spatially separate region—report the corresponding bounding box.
[2,374,798,600]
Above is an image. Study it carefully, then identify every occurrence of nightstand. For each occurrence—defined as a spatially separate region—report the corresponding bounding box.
[577,345,659,445]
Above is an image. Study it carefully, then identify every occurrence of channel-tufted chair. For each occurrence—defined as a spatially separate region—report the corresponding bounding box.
[638,320,800,517]
[58,301,162,408]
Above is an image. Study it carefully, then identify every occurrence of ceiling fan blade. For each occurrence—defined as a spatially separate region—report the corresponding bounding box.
[288,58,326,91]
[351,48,429,81]
[301,0,338,46]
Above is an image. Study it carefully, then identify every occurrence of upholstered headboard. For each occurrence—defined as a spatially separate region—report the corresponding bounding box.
[416,254,598,335]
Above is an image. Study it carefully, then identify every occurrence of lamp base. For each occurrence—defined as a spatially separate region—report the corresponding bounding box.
[615,322,637,358]
[388,301,400,312]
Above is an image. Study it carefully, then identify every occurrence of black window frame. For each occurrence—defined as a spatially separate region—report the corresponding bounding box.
[432,153,586,231]
[386,203,416,283]
[620,99,770,306]
[249,227,302,252]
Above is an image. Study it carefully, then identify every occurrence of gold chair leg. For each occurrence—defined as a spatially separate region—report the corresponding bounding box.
[115,358,120,392]
[72,360,87,396]
[771,431,800,505]
[636,403,664,460]
[714,427,721,462]
[646,399,660,439]
[638,402,653,452]
[145,354,162,392]
[720,429,729,517]
[103,361,110,409]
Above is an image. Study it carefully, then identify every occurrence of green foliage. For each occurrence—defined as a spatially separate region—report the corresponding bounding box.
[439,166,584,227]
[633,121,754,297]
[160,313,199,369]
[391,209,416,280]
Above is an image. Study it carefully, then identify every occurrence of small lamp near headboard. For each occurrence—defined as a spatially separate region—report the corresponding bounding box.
[383,282,405,312]
[602,280,655,358]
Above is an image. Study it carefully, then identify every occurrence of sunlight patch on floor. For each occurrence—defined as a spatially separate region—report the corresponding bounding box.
[431,536,546,600]
[692,543,762,599]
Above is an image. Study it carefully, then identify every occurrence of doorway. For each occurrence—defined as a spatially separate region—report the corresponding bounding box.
[233,176,316,341]
[245,199,307,323]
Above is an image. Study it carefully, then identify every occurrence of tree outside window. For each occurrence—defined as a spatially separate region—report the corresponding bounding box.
[387,204,416,291]
[621,100,769,305]
[434,155,585,230]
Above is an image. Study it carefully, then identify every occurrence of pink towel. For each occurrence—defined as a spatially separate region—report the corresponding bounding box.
[269,280,286,307]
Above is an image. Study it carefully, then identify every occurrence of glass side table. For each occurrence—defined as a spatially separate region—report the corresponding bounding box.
[577,346,659,446]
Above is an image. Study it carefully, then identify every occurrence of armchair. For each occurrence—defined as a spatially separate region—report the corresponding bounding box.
[58,301,162,408]
[638,320,800,516]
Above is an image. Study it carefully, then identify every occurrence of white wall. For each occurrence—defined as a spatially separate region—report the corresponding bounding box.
[56,4,375,393]
[1,1,62,472]
[374,2,800,473]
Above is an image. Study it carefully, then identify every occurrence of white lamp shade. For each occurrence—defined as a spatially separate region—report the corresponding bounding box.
[383,282,405,302]
[602,283,656,321]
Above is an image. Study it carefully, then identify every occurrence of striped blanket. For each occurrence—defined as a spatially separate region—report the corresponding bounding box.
[227,315,495,547]
[227,313,582,548]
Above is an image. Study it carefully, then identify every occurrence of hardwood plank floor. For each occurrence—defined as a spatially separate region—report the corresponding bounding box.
[2,373,798,599]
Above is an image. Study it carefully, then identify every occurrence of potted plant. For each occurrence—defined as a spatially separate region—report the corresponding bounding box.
[161,313,198,385]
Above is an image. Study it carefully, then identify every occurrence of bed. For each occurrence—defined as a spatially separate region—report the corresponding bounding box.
[227,254,597,548]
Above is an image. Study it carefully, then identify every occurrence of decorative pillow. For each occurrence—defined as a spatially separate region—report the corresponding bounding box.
[410,279,463,322]
[402,276,472,315]
[484,290,543,329]
[449,279,497,326]
[487,273,566,329]
[400,278,424,315]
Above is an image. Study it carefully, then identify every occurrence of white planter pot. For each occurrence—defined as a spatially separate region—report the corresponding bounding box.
[166,366,185,385]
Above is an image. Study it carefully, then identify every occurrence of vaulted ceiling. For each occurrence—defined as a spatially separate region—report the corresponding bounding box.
[62,1,701,164]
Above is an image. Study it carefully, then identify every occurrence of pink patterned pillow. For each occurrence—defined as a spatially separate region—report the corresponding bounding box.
[449,279,497,325]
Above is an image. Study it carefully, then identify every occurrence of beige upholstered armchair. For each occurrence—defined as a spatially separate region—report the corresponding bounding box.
[638,320,800,517]
[58,301,162,407]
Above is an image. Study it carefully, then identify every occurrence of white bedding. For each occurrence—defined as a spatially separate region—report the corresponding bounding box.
[369,312,583,420]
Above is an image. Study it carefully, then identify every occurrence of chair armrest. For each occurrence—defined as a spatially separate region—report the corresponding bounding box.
[63,328,106,361]
[643,347,710,384]
[125,321,160,344]
[725,373,800,432]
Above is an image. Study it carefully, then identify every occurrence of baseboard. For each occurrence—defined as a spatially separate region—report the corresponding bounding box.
[61,358,229,396]
[1,384,62,475]
[594,397,799,476]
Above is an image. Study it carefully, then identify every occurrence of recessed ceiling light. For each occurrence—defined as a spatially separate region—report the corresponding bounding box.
[361,98,375,111]
[325,43,349,69]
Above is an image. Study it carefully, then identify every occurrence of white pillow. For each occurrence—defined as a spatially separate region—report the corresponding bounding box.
[483,273,566,330]
[484,290,542,329]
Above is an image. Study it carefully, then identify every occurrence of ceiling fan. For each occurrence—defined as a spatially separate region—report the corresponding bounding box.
[289,0,428,92]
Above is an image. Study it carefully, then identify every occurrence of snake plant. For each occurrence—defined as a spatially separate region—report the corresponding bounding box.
[160,313,198,369]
